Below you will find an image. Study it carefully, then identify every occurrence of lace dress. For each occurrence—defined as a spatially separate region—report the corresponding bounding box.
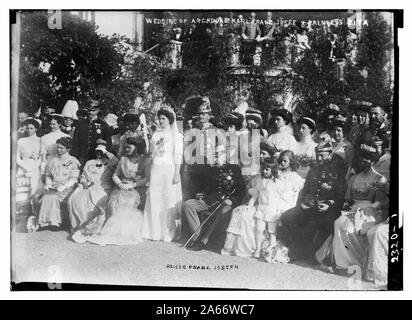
[72,156,146,245]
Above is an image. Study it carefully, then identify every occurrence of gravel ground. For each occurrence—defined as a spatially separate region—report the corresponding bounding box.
[11,230,381,290]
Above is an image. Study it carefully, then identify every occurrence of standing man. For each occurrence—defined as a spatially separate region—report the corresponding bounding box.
[184,96,217,198]
[16,111,28,139]
[71,100,112,167]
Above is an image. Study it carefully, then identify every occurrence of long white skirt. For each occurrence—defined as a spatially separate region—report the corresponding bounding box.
[224,204,257,257]
[72,188,143,246]
[142,163,182,242]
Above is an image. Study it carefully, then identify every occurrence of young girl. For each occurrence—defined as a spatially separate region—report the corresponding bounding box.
[254,150,304,261]
[222,158,277,258]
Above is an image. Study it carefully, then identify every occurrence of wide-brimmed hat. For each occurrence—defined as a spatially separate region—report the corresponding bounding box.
[298,117,316,132]
[315,142,333,153]
[123,113,140,124]
[260,142,276,157]
[271,108,293,125]
[348,100,371,114]
[359,144,380,163]
[323,103,340,117]
[95,139,107,152]
[198,96,212,114]
[330,114,347,130]
[49,113,64,120]
[225,112,244,130]
[245,108,263,124]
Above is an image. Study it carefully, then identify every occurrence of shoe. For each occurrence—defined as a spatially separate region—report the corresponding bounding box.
[188,241,205,251]
[221,248,233,256]
[186,240,197,248]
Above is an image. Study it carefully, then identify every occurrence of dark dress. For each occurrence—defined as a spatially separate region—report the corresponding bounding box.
[71,118,113,166]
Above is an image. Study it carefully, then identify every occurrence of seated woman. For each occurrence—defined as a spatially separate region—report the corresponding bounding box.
[365,220,389,286]
[315,148,388,272]
[38,137,80,230]
[72,137,149,245]
[68,139,119,232]
[222,151,304,262]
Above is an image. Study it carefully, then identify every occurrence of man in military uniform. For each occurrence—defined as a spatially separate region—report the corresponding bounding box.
[183,96,218,199]
[280,141,347,262]
[352,104,390,174]
[356,105,390,147]
[183,145,246,251]
[240,12,261,65]
[71,100,113,167]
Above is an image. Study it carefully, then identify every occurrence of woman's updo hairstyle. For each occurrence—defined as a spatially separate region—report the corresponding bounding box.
[23,118,40,130]
[50,114,63,125]
[56,136,72,150]
[125,136,146,155]
[157,107,175,125]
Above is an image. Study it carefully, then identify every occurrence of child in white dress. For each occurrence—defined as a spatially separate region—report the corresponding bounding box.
[222,159,277,258]
[254,150,304,261]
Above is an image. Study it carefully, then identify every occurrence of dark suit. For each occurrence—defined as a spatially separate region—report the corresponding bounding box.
[280,159,347,259]
[183,163,246,247]
[321,40,345,69]
[71,118,113,166]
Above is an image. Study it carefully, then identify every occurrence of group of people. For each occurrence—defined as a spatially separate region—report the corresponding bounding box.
[171,11,350,67]
[14,95,392,286]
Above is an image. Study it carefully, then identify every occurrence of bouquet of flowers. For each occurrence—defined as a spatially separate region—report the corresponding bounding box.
[155,137,167,154]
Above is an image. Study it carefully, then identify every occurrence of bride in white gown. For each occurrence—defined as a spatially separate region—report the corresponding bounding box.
[142,106,183,242]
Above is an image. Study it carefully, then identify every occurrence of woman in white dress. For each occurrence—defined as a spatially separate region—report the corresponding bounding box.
[222,158,277,258]
[365,220,389,286]
[142,107,183,242]
[40,114,70,173]
[72,137,148,245]
[267,108,298,155]
[296,117,318,178]
[255,150,304,261]
[223,151,304,262]
[16,119,42,202]
[38,137,80,230]
[68,139,119,232]
[316,149,388,271]
[296,117,317,157]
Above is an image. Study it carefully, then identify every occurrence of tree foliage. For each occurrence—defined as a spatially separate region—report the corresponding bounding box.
[19,11,124,114]
[17,11,394,127]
